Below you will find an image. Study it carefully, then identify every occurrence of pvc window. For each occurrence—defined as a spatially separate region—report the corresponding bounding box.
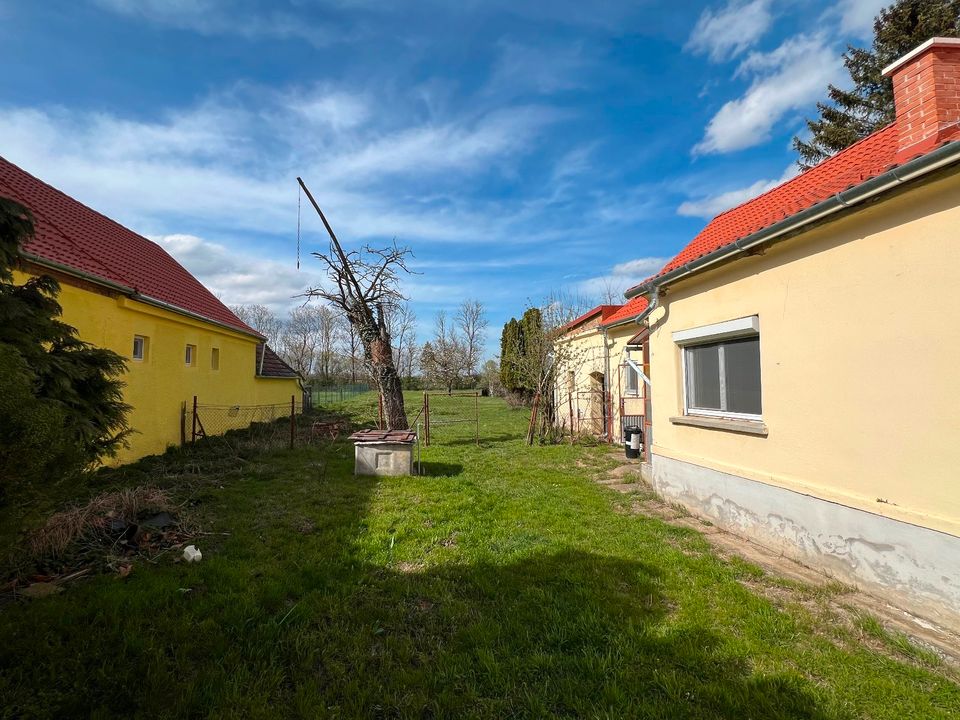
[132,335,147,361]
[211,347,220,370]
[678,316,762,420]
[625,364,639,396]
[185,344,196,367]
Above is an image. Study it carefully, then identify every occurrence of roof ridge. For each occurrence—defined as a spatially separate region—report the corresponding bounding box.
[0,155,261,338]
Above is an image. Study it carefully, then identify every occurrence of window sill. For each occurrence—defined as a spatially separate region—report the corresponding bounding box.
[669,415,768,436]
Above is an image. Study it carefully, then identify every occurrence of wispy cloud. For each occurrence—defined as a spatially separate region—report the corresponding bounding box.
[686,0,774,62]
[830,0,889,37]
[92,0,341,46]
[694,34,844,155]
[154,234,324,311]
[677,164,797,218]
[577,257,670,302]
[0,84,564,245]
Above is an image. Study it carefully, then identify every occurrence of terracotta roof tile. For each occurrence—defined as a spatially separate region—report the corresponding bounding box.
[651,125,904,283]
[559,304,622,333]
[0,155,261,338]
[600,295,648,326]
[256,344,299,378]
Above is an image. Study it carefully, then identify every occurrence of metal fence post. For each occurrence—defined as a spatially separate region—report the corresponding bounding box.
[290,395,295,450]
[191,395,198,443]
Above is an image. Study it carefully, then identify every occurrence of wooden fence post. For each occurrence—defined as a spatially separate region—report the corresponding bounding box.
[475,391,479,446]
[191,395,198,443]
[424,392,430,446]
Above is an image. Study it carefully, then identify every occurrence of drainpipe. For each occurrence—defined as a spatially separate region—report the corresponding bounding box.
[602,326,612,441]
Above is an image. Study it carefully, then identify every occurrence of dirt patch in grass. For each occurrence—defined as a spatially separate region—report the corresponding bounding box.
[595,455,960,679]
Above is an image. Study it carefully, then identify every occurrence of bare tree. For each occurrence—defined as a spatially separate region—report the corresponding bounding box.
[280,306,325,378]
[230,304,284,345]
[383,300,417,383]
[315,306,344,382]
[299,178,411,429]
[598,277,626,306]
[456,299,488,379]
[420,310,468,393]
[340,323,363,384]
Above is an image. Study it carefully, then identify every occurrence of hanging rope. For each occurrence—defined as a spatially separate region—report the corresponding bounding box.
[296,182,301,269]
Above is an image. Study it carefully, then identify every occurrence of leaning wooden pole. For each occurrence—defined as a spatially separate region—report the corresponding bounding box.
[526,392,540,446]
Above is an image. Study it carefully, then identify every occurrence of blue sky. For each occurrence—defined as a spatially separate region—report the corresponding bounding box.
[0,0,888,356]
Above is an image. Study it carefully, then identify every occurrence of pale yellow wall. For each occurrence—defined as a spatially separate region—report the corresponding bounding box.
[13,270,300,464]
[648,169,960,536]
[554,323,646,440]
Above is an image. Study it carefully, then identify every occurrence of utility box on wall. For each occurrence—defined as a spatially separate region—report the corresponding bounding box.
[348,430,417,476]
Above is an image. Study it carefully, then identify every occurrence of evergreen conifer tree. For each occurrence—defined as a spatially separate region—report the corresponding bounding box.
[0,197,130,496]
[794,0,960,169]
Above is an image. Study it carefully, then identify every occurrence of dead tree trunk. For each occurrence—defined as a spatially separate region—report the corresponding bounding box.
[298,177,411,430]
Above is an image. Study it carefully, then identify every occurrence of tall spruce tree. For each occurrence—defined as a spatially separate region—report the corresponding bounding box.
[0,197,130,496]
[794,0,960,170]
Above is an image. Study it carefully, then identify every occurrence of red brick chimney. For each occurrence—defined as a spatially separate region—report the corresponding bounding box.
[882,37,960,162]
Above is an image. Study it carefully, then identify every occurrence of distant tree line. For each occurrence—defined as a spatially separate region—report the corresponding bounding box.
[232,297,494,393]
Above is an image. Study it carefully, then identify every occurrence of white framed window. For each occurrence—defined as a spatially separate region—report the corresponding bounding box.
[625,364,639,395]
[132,335,146,361]
[677,317,762,420]
[185,344,196,366]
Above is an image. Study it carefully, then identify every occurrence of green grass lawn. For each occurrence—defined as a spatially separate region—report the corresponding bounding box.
[1,393,958,718]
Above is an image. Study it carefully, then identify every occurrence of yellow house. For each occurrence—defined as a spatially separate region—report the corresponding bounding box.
[553,299,648,444]
[626,39,960,630]
[1,156,301,464]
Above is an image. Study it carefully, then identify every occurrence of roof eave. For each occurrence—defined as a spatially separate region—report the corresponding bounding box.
[625,139,960,299]
[22,252,265,341]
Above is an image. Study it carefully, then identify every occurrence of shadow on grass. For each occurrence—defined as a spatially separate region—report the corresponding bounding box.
[1,438,841,719]
[312,550,838,719]
[417,461,464,477]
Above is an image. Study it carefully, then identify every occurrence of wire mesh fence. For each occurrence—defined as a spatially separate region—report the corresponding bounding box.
[422,391,522,446]
[187,397,355,454]
[309,383,372,407]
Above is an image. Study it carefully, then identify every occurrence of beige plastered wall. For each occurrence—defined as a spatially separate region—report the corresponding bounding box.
[648,169,960,537]
[554,322,645,441]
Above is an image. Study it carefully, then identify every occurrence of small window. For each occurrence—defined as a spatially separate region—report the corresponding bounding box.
[132,335,146,361]
[211,347,220,370]
[684,336,762,418]
[625,364,639,395]
[567,371,575,392]
[185,344,196,366]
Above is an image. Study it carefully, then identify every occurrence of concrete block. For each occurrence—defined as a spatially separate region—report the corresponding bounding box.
[355,442,413,477]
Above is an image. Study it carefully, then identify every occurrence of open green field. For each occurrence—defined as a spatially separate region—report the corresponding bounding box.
[1,393,957,718]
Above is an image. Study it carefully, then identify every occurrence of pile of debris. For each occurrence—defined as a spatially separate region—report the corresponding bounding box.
[3,486,197,602]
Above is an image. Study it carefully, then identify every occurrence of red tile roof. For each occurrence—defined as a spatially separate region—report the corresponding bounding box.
[644,125,903,287]
[256,343,300,378]
[600,295,648,327]
[559,304,622,334]
[0,156,261,338]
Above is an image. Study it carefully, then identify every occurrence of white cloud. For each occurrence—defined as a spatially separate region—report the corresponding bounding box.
[694,34,844,155]
[485,41,591,97]
[686,0,773,62]
[154,234,325,312]
[577,257,670,301]
[677,164,797,218]
[93,0,338,46]
[0,85,560,244]
[832,0,889,37]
